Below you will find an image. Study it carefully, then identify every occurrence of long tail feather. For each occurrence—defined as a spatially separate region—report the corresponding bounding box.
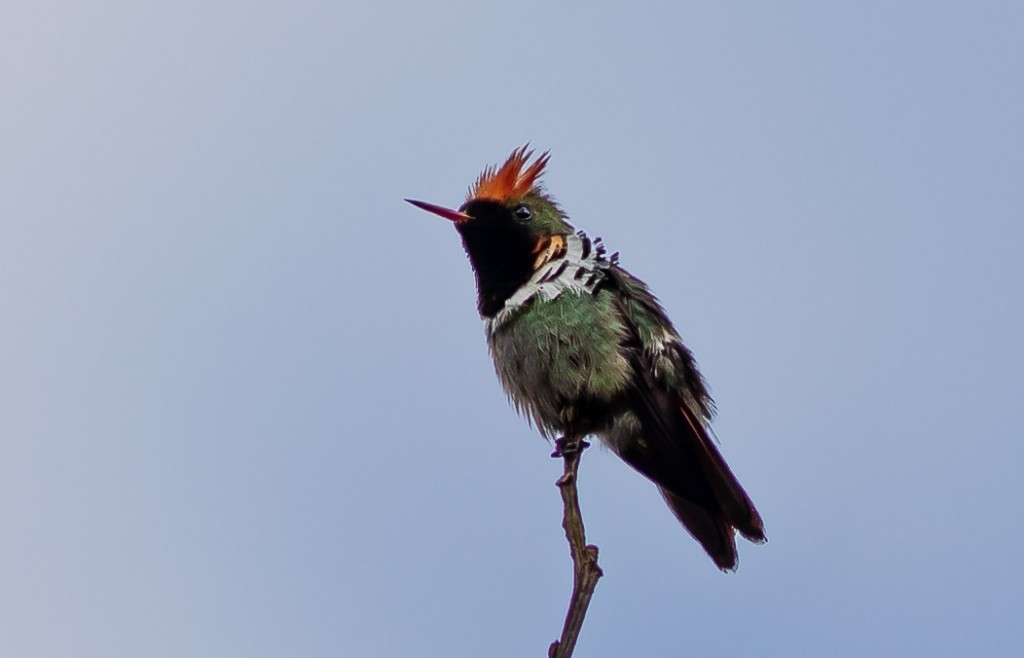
[617,371,765,569]
[659,487,739,571]
[605,265,765,569]
[676,402,765,543]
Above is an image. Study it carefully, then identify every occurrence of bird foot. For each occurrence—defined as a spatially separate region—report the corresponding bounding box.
[551,437,590,459]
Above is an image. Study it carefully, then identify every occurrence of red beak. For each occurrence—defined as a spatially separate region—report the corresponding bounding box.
[404,198,473,223]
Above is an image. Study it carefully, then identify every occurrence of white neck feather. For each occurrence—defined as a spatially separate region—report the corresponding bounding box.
[487,230,616,328]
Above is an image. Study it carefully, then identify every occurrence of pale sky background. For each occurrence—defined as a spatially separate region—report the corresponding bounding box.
[2,2,1022,657]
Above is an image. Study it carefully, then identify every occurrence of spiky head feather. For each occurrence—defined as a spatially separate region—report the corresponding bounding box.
[468,145,550,203]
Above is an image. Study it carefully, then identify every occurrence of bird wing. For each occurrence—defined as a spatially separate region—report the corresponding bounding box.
[604,266,765,569]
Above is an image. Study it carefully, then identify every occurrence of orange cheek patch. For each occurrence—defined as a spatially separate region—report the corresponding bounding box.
[533,234,567,270]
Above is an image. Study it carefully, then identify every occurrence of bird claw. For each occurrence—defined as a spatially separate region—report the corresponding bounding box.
[551,437,591,459]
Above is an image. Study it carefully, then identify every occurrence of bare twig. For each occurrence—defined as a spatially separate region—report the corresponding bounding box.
[548,437,603,658]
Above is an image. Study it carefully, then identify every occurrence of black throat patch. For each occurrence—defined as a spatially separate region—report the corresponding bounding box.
[456,200,537,318]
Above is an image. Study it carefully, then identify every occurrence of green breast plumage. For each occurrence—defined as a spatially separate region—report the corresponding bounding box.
[488,288,634,436]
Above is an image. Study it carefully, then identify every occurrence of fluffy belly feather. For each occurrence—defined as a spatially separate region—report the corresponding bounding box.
[487,290,632,437]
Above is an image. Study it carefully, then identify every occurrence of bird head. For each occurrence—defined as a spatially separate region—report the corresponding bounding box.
[406,146,575,317]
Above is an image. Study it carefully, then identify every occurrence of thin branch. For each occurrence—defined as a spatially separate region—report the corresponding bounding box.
[548,437,603,658]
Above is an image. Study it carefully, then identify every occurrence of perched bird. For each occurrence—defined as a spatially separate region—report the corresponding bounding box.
[406,146,765,570]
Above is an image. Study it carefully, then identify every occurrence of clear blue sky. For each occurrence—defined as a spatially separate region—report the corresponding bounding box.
[2,2,1022,657]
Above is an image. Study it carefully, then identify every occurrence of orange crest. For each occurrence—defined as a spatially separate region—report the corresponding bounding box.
[468,145,550,203]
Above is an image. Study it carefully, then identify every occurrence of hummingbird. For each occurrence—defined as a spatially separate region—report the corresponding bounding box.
[406,146,765,570]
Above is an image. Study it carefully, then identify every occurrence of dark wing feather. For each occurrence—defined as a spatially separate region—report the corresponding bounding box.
[605,267,765,570]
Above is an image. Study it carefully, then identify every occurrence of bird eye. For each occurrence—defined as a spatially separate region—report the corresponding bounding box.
[513,205,533,221]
